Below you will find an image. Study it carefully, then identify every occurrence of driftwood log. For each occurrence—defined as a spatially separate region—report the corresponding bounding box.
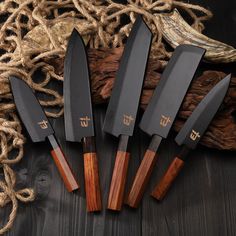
[1,47,235,150]
[46,47,236,151]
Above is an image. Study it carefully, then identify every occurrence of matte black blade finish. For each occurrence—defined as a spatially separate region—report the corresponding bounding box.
[103,16,152,137]
[140,45,206,138]
[175,74,231,149]
[9,77,54,142]
[64,29,94,142]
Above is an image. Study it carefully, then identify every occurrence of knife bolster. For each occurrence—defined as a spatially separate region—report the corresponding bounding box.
[82,136,96,153]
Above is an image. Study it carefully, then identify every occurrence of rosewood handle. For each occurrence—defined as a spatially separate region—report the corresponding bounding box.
[107,135,130,211]
[126,135,162,208]
[82,137,102,212]
[83,153,102,212]
[151,157,184,201]
[48,135,79,192]
[126,149,157,208]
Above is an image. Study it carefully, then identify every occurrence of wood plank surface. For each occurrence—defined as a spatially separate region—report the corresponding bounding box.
[1,0,236,235]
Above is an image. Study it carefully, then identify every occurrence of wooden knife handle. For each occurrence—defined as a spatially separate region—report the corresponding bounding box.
[83,152,102,212]
[151,157,184,201]
[126,149,157,208]
[48,135,79,192]
[82,137,102,212]
[107,135,130,211]
[126,135,162,208]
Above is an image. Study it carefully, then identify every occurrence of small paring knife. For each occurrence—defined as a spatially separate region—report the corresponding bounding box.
[64,29,102,212]
[151,74,231,201]
[103,15,152,211]
[9,77,79,192]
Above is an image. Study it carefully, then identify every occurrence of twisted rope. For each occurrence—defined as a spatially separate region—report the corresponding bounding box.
[0,0,212,233]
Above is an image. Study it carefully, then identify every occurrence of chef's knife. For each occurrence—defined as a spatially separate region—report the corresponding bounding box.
[103,15,152,211]
[9,77,79,192]
[151,74,231,200]
[64,29,102,212]
[126,45,206,208]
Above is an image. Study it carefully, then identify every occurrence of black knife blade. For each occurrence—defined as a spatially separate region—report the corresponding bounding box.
[64,29,102,211]
[64,29,94,142]
[10,76,79,192]
[103,15,152,211]
[126,45,206,208]
[151,74,231,200]
[175,74,231,149]
[140,45,206,137]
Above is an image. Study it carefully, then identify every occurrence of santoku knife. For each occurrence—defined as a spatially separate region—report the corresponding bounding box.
[151,74,231,200]
[126,45,206,208]
[103,15,152,211]
[10,77,79,192]
[64,29,102,212]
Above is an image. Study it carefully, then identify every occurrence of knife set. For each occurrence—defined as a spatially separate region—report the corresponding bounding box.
[9,15,231,212]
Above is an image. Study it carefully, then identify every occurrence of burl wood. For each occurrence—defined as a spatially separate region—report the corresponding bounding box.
[43,47,236,150]
[151,157,184,201]
[126,150,157,208]
[82,137,102,212]
[83,153,102,212]
[50,147,79,192]
[107,151,130,211]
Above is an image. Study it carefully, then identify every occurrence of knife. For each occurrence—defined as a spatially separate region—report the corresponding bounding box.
[9,77,79,192]
[103,15,152,211]
[64,29,102,212]
[126,45,206,208]
[151,74,231,200]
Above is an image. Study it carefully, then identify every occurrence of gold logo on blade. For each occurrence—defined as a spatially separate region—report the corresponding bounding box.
[190,129,200,141]
[80,116,90,127]
[123,115,134,126]
[38,120,48,129]
[160,115,171,127]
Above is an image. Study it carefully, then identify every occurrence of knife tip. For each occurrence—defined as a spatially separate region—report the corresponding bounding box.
[176,44,206,56]
[69,27,84,45]
[135,14,152,38]
[9,75,18,84]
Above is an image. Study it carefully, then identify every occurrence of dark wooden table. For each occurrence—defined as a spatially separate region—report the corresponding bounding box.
[1,1,236,235]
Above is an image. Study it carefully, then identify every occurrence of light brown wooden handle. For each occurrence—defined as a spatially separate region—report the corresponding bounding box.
[151,157,184,201]
[83,152,102,212]
[107,151,130,211]
[126,149,157,208]
[51,147,79,192]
